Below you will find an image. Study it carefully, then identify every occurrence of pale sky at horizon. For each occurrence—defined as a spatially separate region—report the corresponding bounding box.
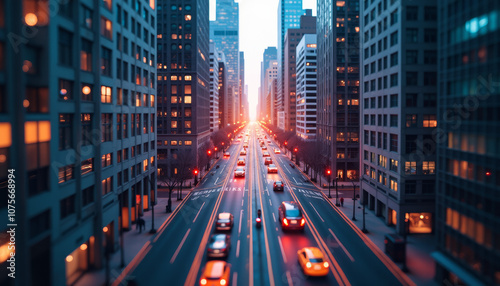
[209,0,317,120]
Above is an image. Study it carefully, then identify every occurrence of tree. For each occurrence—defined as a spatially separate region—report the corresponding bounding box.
[176,149,195,200]
[158,165,181,213]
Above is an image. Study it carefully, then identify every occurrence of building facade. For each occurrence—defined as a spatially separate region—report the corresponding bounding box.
[317,0,360,182]
[283,10,316,132]
[434,1,500,284]
[210,0,240,124]
[0,0,157,285]
[209,42,220,132]
[259,47,277,120]
[264,60,278,124]
[217,51,228,128]
[239,51,246,122]
[296,34,317,141]
[157,0,211,176]
[360,0,437,234]
[277,0,304,127]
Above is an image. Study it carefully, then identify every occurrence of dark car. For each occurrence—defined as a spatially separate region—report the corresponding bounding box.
[278,201,305,231]
[207,234,231,258]
[216,212,234,230]
[273,181,284,191]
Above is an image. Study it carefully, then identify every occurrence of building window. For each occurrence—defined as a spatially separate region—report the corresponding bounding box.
[58,28,73,67]
[59,114,72,150]
[405,181,417,194]
[424,28,437,43]
[101,85,112,103]
[82,186,94,206]
[100,17,112,39]
[390,115,398,127]
[102,177,112,195]
[422,161,435,174]
[406,50,418,64]
[422,180,435,194]
[58,165,74,184]
[60,195,76,219]
[423,72,437,86]
[423,114,437,127]
[406,93,417,107]
[406,6,418,21]
[58,79,73,101]
[390,134,398,152]
[101,113,112,142]
[390,159,398,173]
[102,153,112,168]
[390,73,398,87]
[423,93,436,107]
[389,176,398,191]
[406,72,418,86]
[405,161,417,175]
[81,158,94,175]
[101,47,112,76]
[81,39,92,71]
[81,113,92,146]
[423,50,436,64]
[25,87,49,113]
[390,94,398,107]
[406,28,418,43]
[390,52,398,66]
[390,9,398,25]
[81,84,92,101]
[390,31,398,46]
[406,114,417,128]
[81,5,93,29]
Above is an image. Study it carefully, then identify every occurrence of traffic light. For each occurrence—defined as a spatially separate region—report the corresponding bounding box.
[326,169,331,176]
[214,147,218,152]
[194,169,199,175]
[285,141,288,146]
[207,150,212,156]
[294,147,298,153]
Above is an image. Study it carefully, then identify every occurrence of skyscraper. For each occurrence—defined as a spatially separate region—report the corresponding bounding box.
[296,34,318,141]
[239,51,246,122]
[434,1,500,284]
[359,0,437,235]
[157,0,210,176]
[210,0,240,124]
[317,0,360,182]
[209,42,220,132]
[260,47,277,120]
[217,51,229,128]
[0,1,157,285]
[283,10,316,131]
[277,0,304,127]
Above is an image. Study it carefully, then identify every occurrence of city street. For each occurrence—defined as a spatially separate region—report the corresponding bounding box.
[119,124,413,286]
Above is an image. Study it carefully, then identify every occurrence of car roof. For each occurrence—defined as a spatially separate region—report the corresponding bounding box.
[302,247,324,259]
[282,201,299,210]
[204,261,226,278]
[218,213,232,219]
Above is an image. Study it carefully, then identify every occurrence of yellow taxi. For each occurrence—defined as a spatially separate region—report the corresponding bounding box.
[199,260,231,286]
[297,247,329,277]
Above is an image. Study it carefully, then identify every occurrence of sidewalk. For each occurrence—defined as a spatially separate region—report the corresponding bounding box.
[323,194,437,286]
[74,192,191,286]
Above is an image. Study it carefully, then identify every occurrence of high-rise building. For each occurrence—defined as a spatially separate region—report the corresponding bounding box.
[433,1,500,284]
[360,0,437,234]
[259,47,277,120]
[283,10,316,131]
[239,51,246,122]
[157,0,210,176]
[0,1,157,285]
[264,60,278,124]
[210,0,240,123]
[296,34,317,141]
[317,0,360,182]
[209,42,220,132]
[277,0,304,126]
[217,51,229,128]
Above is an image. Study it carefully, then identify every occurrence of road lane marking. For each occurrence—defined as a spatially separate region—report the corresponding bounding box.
[192,202,206,223]
[293,177,298,184]
[232,272,238,286]
[170,229,191,264]
[278,236,287,263]
[239,209,243,236]
[286,271,293,286]
[241,199,244,206]
[214,177,219,185]
[272,213,276,223]
[269,199,272,206]
[309,202,325,222]
[329,229,355,262]
[236,240,240,258]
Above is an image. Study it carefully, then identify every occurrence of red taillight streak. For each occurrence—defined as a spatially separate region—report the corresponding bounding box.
[283,218,289,226]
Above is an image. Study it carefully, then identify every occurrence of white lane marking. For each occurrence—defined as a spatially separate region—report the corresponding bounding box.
[214,177,219,185]
[293,177,298,184]
[170,229,191,263]
[220,165,226,174]
[278,236,287,263]
[239,209,243,236]
[286,271,293,286]
[241,199,244,206]
[192,202,206,223]
[236,240,240,258]
[272,213,277,223]
[232,272,238,286]
[309,202,325,222]
[329,228,355,262]
[269,199,272,206]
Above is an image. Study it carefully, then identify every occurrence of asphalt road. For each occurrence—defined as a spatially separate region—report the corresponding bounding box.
[124,123,413,286]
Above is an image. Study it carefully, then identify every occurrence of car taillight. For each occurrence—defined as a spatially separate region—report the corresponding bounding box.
[200,278,207,285]
[283,218,289,226]
[220,278,227,285]
[256,217,261,223]
[306,262,312,268]
[323,262,329,268]
[300,218,305,226]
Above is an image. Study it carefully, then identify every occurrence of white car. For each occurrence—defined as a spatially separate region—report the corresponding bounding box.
[274,148,281,154]
[267,164,278,173]
[234,167,245,178]
[240,150,247,156]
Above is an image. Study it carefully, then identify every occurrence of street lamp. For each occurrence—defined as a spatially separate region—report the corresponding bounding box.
[214,146,218,159]
[326,169,332,198]
[206,150,212,170]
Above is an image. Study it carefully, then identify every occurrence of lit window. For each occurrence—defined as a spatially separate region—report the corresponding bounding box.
[422,161,435,174]
[184,96,192,104]
[101,85,112,103]
[185,15,191,21]
[405,161,417,175]
[171,121,177,128]
[423,114,437,127]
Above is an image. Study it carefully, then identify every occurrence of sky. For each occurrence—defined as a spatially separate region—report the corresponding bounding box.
[209,0,317,120]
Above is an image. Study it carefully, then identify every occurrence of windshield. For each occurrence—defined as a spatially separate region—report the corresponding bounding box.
[309,258,323,263]
[286,209,301,217]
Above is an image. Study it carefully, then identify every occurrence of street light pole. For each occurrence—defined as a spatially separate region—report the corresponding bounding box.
[402,213,409,272]
[335,177,340,206]
[146,175,156,234]
[362,193,368,233]
[352,178,357,221]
